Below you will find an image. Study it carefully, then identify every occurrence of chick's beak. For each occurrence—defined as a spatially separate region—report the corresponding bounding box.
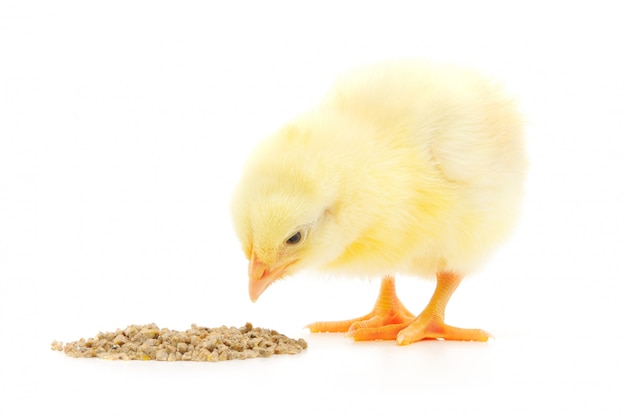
[248,253,289,302]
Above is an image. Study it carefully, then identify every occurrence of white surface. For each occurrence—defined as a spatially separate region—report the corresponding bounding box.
[1,1,625,415]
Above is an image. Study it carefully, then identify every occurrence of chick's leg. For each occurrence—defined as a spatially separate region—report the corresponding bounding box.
[306,276,416,340]
[396,271,491,345]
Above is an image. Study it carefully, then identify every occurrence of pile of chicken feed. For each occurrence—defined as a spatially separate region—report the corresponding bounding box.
[51,322,307,361]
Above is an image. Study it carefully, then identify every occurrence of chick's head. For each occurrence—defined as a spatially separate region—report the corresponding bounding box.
[231,130,349,302]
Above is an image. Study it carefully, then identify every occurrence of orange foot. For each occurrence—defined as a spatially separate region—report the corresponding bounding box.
[306,276,415,340]
[307,273,492,345]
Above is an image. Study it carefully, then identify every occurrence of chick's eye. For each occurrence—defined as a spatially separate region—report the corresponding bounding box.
[285,232,302,245]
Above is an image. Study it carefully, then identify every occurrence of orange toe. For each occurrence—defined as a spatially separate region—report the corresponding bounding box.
[306,313,374,333]
[396,315,492,345]
[349,322,411,341]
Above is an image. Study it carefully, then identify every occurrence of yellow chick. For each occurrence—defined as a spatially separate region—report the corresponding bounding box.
[231,60,526,345]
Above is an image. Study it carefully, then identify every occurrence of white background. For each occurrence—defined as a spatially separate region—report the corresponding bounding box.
[2,1,625,414]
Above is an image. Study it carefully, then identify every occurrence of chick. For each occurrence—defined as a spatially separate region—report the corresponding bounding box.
[231,60,526,344]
